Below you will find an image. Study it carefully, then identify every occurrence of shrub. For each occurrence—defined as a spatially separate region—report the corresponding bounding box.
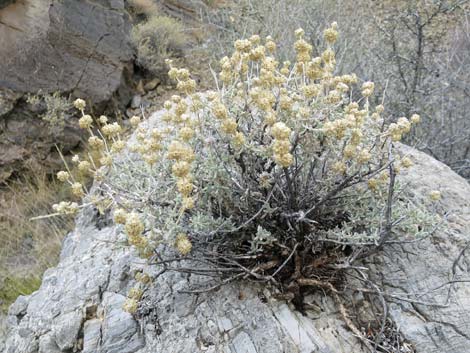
[59,23,437,274]
[54,26,440,346]
[131,15,188,77]
[26,91,71,133]
[127,0,159,17]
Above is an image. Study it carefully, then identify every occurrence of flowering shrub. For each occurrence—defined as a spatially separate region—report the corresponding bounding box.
[26,92,71,132]
[55,25,439,315]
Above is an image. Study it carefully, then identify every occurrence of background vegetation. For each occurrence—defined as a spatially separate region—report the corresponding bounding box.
[0,171,73,312]
[198,0,470,178]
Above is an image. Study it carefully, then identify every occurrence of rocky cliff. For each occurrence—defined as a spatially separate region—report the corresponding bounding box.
[1,106,469,353]
[0,0,133,181]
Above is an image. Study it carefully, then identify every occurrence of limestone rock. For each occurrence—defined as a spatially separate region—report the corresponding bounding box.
[144,78,161,92]
[378,144,470,353]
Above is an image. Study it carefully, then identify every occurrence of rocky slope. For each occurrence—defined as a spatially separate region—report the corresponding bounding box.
[1,106,469,353]
[0,0,133,181]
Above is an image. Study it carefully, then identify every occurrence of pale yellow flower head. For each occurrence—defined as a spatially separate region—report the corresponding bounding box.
[177,177,194,197]
[175,233,192,255]
[123,299,138,314]
[410,114,421,124]
[73,98,86,111]
[401,157,413,168]
[324,25,339,44]
[88,136,104,150]
[361,81,375,97]
[271,122,291,140]
[125,212,144,239]
[99,115,108,124]
[274,153,293,168]
[295,28,305,38]
[79,115,93,129]
[212,102,228,120]
[57,171,70,182]
[182,197,195,210]
[130,115,141,128]
[167,140,194,162]
[78,160,91,174]
[114,208,128,224]
[429,190,441,201]
[52,201,79,215]
[71,182,84,198]
[172,161,191,178]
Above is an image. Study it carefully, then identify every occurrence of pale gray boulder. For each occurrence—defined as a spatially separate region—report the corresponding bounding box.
[378,144,470,353]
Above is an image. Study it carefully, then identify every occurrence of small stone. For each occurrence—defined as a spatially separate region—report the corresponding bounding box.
[53,310,83,351]
[83,319,102,353]
[8,296,28,318]
[156,85,166,95]
[135,80,146,95]
[131,95,142,109]
[144,78,161,91]
[39,333,61,353]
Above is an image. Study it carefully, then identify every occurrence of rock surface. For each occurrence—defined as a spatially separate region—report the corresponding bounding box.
[0,207,367,353]
[1,109,469,352]
[0,0,133,103]
[380,144,470,353]
[0,0,133,181]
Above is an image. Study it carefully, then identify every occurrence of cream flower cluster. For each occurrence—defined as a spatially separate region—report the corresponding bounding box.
[210,98,245,148]
[168,62,197,95]
[271,122,293,167]
[168,140,196,210]
[52,201,79,215]
[113,209,153,259]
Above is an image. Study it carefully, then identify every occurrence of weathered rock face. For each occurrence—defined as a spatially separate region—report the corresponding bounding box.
[0,0,133,102]
[0,0,133,181]
[1,110,469,352]
[379,144,470,353]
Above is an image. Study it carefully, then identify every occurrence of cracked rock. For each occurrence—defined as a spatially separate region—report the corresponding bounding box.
[0,0,134,182]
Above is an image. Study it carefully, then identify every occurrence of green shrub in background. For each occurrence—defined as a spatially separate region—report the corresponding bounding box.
[26,92,71,133]
[127,0,159,17]
[0,276,42,312]
[131,15,188,77]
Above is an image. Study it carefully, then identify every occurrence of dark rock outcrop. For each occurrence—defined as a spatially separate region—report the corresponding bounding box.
[0,0,134,181]
[0,0,14,10]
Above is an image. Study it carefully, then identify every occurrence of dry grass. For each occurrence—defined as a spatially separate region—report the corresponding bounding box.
[128,0,160,17]
[131,15,189,78]
[0,169,74,312]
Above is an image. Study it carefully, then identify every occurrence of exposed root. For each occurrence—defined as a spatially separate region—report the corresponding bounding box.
[297,277,375,353]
